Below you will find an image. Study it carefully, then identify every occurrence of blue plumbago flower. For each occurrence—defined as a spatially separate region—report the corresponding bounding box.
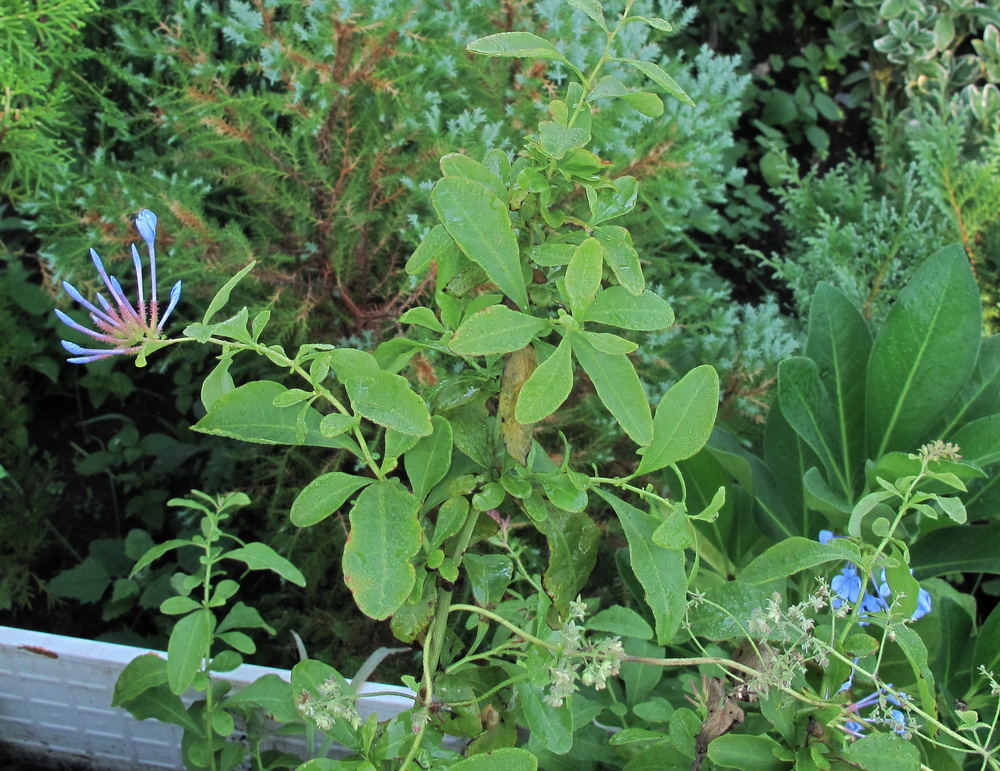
[819,531,931,621]
[55,210,181,364]
[842,685,908,738]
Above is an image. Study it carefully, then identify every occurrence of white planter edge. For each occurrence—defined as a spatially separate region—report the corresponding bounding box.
[0,625,416,770]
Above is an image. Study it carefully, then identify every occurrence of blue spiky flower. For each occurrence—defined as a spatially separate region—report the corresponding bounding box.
[56,210,181,364]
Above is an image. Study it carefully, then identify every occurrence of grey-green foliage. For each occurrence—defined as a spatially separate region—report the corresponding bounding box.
[25,0,750,348]
[761,158,952,325]
[0,0,98,198]
[638,264,799,430]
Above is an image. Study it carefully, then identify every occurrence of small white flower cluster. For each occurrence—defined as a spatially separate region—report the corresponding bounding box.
[544,597,626,708]
[295,676,362,731]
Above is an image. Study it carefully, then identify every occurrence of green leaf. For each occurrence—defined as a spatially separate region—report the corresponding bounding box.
[593,226,644,295]
[975,603,1000,683]
[867,618,937,720]
[843,733,920,771]
[687,581,771,641]
[867,245,981,458]
[467,32,568,64]
[623,91,664,117]
[46,557,110,602]
[911,522,1000,578]
[113,653,168,705]
[587,76,630,101]
[450,305,548,356]
[564,0,607,31]
[741,536,861,585]
[586,176,638,225]
[223,674,300,723]
[621,59,694,106]
[778,357,850,497]
[319,413,359,438]
[167,609,213,694]
[464,554,513,608]
[805,283,872,499]
[226,542,306,587]
[536,508,600,617]
[405,415,454,502]
[345,370,432,436]
[406,224,458,276]
[118,684,201,733]
[708,734,786,770]
[399,306,446,333]
[598,490,686,645]
[193,381,354,450]
[440,153,507,201]
[564,237,604,315]
[203,261,256,325]
[570,332,652,445]
[950,413,1000,466]
[516,674,573,754]
[587,606,654,640]
[539,121,590,160]
[342,481,422,620]
[201,352,236,411]
[583,286,674,331]
[636,365,719,475]
[630,15,673,31]
[450,747,538,770]
[289,472,372,527]
[516,336,574,423]
[433,176,529,310]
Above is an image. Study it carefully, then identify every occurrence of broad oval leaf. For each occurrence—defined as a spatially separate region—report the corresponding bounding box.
[404,415,454,502]
[342,481,422,620]
[450,305,548,356]
[637,365,719,475]
[583,286,674,331]
[867,245,981,459]
[621,58,694,106]
[593,226,644,295]
[564,237,604,315]
[433,176,529,310]
[345,370,432,437]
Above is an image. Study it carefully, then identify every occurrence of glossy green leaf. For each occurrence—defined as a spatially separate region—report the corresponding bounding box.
[708,734,786,770]
[117,684,200,733]
[290,472,373,527]
[433,177,528,310]
[587,605,654,640]
[621,58,694,106]
[843,734,920,771]
[193,381,354,450]
[740,536,861,585]
[223,674,300,723]
[867,245,981,458]
[587,75,629,100]
[911,522,1000,578]
[450,305,548,356]
[201,352,235,411]
[516,675,573,754]
[950,413,1000,466]
[167,609,213,694]
[687,581,771,641]
[464,554,513,608]
[439,153,507,200]
[938,335,1000,432]
[623,91,665,117]
[778,357,849,496]
[342,481,422,620]
[345,370,432,437]
[537,507,600,616]
[564,0,607,30]
[598,490,686,644]
[586,176,638,225]
[765,400,825,535]
[467,32,568,64]
[406,224,458,276]
[636,365,719,475]
[516,336,573,424]
[578,330,636,355]
[570,332,652,445]
[113,653,168,705]
[583,286,674,330]
[564,237,604,315]
[225,542,306,587]
[405,415,454,502]
[399,306,446,333]
[539,121,590,160]
[593,226,644,294]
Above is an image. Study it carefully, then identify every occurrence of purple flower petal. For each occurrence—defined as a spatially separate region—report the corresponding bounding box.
[135,209,157,247]
[158,281,182,330]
